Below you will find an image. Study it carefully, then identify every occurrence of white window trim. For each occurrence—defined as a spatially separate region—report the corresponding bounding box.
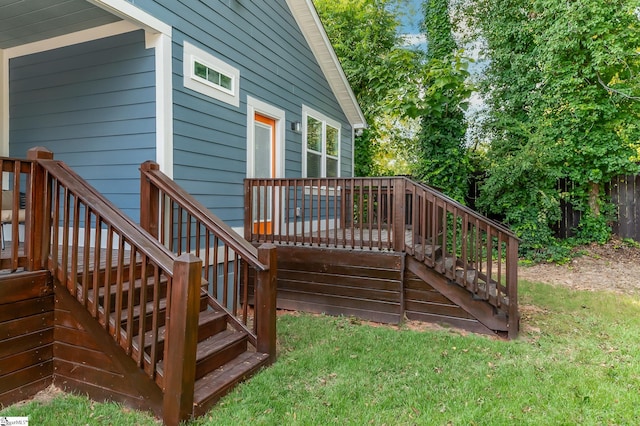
[183,41,240,107]
[246,96,285,179]
[302,105,341,178]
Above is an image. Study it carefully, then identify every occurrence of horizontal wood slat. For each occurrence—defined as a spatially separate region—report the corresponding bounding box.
[0,360,53,396]
[0,270,54,406]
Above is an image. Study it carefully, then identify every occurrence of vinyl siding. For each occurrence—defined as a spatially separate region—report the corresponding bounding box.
[131,0,353,228]
[9,30,155,221]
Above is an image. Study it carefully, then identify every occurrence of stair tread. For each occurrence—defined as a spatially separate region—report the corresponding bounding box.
[195,329,248,360]
[454,268,510,306]
[413,243,442,257]
[133,309,227,354]
[155,328,248,376]
[96,275,168,296]
[193,351,270,406]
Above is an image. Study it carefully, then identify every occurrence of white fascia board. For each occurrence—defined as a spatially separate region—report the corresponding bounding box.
[87,0,171,35]
[4,20,139,59]
[285,0,367,129]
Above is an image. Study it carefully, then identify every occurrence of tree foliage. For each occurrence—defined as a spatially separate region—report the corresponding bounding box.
[313,0,422,176]
[467,0,640,256]
[412,0,471,201]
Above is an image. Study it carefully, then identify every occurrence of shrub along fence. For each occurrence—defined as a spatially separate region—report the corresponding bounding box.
[467,173,640,242]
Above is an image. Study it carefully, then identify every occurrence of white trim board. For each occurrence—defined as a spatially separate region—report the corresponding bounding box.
[246,96,286,179]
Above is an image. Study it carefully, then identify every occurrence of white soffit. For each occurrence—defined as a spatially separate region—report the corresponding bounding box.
[286,0,366,129]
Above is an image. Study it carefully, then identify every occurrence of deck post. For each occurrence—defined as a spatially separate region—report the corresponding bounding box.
[392,178,406,252]
[244,179,252,241]
[256,243,277,363]
[26,147,54,271]
[507,236,519,339]
[163,253,202,426]
[140,161,160,239]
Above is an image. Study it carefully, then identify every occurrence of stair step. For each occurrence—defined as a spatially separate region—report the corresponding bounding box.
[193,330,249,380]
[132,309,228,362]
[193,351,270,416]
[80,275,168,311]
[413,243,442,258]
[155,328,250,388]
[455,269,510,307]
[434,256,456,274]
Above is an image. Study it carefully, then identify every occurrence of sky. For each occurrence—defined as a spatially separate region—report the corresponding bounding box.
[398,0,427,50]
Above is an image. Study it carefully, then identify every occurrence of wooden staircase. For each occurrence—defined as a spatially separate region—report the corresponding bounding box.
[0,148,278,425]
[74,264,270,416]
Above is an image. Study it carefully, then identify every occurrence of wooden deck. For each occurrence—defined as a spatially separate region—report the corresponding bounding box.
[246,177,519,338]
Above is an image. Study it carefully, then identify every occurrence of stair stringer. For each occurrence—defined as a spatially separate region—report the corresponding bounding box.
[53,280,164,418]
[405,256,508,334]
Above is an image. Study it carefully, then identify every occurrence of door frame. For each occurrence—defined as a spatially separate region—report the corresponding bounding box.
[246,96,285,179]
[246,97,286,234]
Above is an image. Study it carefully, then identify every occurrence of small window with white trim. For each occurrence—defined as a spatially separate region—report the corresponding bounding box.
[303,106,341,178]
[183,41,240,107]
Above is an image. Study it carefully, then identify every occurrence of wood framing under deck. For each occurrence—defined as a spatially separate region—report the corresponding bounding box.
[249,244,505,335]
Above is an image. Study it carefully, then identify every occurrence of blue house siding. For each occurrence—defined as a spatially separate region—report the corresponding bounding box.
[131,0,353,228]
[9,30,155,221]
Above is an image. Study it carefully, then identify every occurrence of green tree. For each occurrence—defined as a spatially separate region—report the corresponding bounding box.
[412,0,471,201]
[468,0,640,256]
[313,0,423,176]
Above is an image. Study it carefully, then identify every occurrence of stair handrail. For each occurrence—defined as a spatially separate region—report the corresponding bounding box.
[140,162,267,271]
[38,159,176,271]
[402,177,519,338]
[402,177,519,239]
[140,162,277,358]
[30,148,206,422]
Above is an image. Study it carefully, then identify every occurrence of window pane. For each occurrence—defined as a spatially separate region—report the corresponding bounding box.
[208,69,220,85]
[326,157,338,177]
[307,117,322,152]
[254,124,272,178]
[326,125,339,156]
[194,62,207,79]
[307,152,322,177]
[220,74,233,90]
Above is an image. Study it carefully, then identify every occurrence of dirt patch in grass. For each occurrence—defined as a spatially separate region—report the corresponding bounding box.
[518,237,640,295]
[8,384,64,408]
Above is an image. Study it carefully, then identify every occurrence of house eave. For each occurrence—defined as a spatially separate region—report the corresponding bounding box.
[286,0,367,129]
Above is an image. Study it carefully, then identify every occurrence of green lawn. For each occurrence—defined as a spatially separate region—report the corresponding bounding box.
[3,281,639,425]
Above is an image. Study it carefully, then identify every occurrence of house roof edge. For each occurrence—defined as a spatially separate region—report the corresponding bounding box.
[285,0,367,129]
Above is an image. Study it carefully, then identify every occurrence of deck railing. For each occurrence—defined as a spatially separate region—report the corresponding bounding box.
[28,148,206,421]
[0,154,40,271]
[140,162,276,357]
[244,177,400,251]
[245,177,519,338]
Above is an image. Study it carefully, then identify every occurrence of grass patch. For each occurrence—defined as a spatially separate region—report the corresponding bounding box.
[0,392,158,425]
[3,281,639,425]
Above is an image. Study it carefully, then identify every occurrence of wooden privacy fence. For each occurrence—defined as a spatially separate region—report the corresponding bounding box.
[555,175,640,241]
